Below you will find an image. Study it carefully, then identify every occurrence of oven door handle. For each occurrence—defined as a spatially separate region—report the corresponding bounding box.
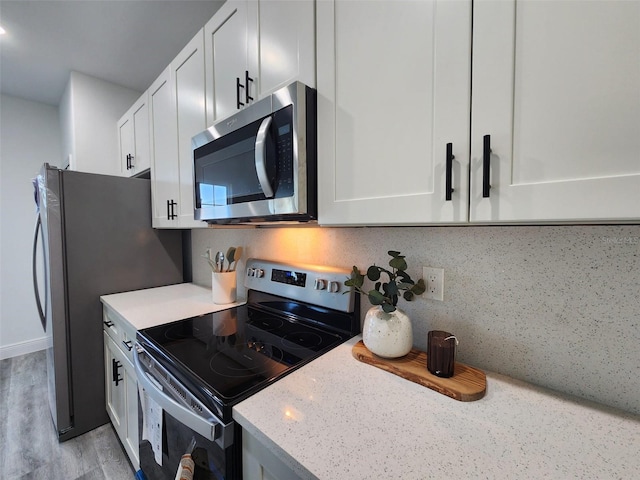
[254,115,275,198]
[134,348,221,442]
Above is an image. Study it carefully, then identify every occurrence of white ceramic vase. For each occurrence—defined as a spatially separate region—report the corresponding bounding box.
[362,306,413,358]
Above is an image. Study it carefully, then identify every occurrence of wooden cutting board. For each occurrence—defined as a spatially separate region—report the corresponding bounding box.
[352,340,486,402]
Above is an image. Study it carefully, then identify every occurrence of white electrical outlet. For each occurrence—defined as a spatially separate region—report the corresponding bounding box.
[423,267,444,301]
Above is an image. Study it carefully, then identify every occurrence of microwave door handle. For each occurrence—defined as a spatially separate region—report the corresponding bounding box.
[255,116,275,198]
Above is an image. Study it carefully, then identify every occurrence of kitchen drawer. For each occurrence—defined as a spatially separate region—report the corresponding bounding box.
[103,306,136,363]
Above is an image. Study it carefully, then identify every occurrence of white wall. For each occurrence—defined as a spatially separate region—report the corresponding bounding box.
[192,224,640,416]
[59,71,140,175]
[0,94,63,358]
[58,80,74,169]
[1,74,141,359]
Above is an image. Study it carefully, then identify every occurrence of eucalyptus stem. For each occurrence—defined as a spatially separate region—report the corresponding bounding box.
[344,250,426,313]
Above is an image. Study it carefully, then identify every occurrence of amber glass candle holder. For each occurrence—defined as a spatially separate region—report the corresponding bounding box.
[427,330,458,378]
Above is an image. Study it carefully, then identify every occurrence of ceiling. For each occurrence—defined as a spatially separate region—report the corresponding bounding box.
[0,0,225,106]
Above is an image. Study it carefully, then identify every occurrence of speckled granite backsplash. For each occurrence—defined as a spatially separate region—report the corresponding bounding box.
[192,225,640,415]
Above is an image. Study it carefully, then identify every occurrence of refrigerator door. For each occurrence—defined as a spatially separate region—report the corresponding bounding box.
[37,164,73,436]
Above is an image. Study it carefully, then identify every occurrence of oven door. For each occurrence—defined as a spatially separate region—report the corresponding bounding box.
[134,345,241,480]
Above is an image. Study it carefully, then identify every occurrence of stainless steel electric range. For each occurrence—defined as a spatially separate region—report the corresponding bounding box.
[134,258,359,480]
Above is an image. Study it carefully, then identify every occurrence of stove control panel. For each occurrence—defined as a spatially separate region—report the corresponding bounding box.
[271,268,307,287]
[244,258,355,313]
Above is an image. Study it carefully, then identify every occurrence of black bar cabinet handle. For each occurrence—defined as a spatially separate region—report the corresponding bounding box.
[112,358,122,386]
[445,143,455,201]
[126,154,134,170]
[169,200,177,220]
[122,340,133,352]
[482,135,491,198]
[245,71,254,104]
[236,77,244,109]
[166,199,171,220]
[103,320,114,328]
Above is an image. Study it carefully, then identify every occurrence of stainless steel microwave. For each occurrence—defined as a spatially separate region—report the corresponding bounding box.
[192,82,316,224]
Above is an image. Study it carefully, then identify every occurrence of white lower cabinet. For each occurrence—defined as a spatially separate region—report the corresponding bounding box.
[242,428,298,480]
[103,310,139,470]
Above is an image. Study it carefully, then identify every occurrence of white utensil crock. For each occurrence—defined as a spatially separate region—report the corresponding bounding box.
[211,271,237,304]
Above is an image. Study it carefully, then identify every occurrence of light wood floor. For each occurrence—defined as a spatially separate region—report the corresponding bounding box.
[0,350,134,480]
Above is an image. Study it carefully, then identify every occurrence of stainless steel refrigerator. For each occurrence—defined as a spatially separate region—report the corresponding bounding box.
[32,164,184,442]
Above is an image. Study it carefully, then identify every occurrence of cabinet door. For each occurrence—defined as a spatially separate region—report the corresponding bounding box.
[149,66,180,228]
[132,95,150,174]
[205,0,250,124]
[250,0,316,98]
[317,0,471,225]
[104,333,125,437]
[173,30,208,228]
[104,332,140,470]
[119,94,150,177]
[117,115,134,177]
[123,360,140,470]
[242,428,298,480]
[470,0,640,223]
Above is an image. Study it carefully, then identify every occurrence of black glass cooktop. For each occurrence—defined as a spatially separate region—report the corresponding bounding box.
[137,293,351,418]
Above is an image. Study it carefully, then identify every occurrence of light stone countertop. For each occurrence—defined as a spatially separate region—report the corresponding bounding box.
[100,283,245,330]
[233,336,640,480]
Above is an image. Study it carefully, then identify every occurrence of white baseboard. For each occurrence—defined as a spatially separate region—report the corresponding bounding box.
[0,337,48,360]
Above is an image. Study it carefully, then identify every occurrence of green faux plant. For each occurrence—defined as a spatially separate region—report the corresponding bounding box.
[345,250,426,314]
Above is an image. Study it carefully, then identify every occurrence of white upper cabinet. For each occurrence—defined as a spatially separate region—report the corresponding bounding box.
[470,0,640,223]
[149,67,180,228]
[205,0,251,124]
[118,115,134,175]
[205,0,315,125]
[150,31,208,229]
[317,0,471,225]
[174,31,208,228]
[252,0,315,98]
[319,0,640,226]
[117,92,150,177]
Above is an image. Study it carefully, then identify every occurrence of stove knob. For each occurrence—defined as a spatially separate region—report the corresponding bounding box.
[328,281,340,293]
[247,267,256,277]
[314,278,327,290]
[255,268,265,278]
